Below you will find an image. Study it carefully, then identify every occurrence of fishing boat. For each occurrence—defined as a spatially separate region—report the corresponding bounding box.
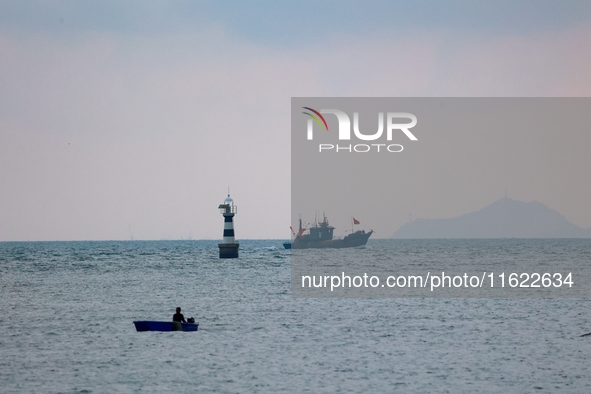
[133,321,199,332]
[285,215,372,249]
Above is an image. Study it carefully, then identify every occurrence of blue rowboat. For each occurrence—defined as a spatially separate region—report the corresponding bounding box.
[133,321,199,332]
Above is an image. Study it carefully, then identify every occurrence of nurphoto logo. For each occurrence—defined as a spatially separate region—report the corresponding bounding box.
[302,107,418,153]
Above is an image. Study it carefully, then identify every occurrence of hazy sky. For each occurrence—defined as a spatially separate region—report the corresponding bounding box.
[291,98,591,238]
[1,1,590,241]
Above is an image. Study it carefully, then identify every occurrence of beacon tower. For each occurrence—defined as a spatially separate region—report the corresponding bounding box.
[218,193,239,258]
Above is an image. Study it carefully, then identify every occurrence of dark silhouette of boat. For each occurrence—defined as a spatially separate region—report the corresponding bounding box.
[283,215,372,249]
[133,321,198,332]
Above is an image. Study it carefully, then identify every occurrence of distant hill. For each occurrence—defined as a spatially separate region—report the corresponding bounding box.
[392,198,591,238]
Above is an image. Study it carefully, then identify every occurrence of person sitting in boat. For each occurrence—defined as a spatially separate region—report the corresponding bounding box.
[172,307,186,323]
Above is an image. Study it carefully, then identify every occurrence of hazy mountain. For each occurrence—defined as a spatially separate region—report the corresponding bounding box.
[392,198,591,238]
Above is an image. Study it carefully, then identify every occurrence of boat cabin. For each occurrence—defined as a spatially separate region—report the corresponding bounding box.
[308,216,334,241]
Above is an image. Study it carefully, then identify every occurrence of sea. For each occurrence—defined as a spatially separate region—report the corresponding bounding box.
[1,239,590,393]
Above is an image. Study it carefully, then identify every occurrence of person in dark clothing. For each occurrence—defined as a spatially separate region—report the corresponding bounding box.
[172,307,186,323]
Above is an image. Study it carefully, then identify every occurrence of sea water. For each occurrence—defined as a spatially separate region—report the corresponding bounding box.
[1,239,590,393]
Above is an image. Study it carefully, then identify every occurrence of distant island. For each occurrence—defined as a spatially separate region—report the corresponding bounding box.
[391,198,591,239]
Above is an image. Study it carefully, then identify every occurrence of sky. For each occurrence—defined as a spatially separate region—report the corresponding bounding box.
[291,97,591,238]
[1,1,590,241]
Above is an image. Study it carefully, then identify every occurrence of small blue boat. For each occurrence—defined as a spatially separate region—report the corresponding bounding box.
[133,321,199,332]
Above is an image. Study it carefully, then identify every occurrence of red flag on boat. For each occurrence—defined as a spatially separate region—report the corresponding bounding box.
[353,218,360,225]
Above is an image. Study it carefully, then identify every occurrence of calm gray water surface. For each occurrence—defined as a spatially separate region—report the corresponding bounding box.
[1,239,590,393]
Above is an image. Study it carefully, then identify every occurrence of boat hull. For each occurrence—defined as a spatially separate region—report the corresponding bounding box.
[133,321,199,332]
[291,230,373,249]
